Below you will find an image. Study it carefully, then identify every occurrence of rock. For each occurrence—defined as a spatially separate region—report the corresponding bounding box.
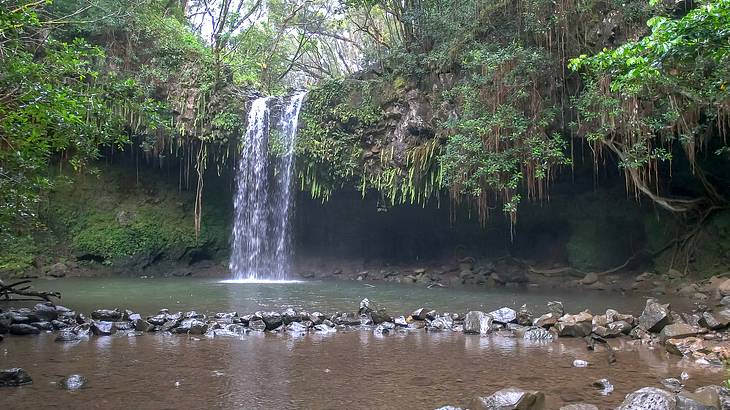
[0,314,10,333]
[8,313,30,324]
[677,389,721,409]
[313,323,336,333]
[30,321,52,331]
[560,405,598,410]
[592,378,614,395]
[435,407,463,410]
[411,308,429,321]
[580,272,599,285]
[617,387,676,410]
[133,319,152,332]
[51,320,69,330]
[533,313,558,328]
[488,307,517,324]
[555,311,593,337]
[720,296,730,306]
[249,319,266,331]
[516,305,533,326]
[308,312,324,325]
[91,309,122,322]
[0,368,32,386]
[660,323,700,342]
[428,317,453,331]
[698,312,726,330]
[470,387,545,410]
[59,374,87,391]
[260,312,283,330]
[287,322,308,334]
[32,303,58,322]
[55,330,82,343]
[394,316,408,327]
[9,324,40,335]
[694,386,730,409]
[90,321,117,336]
[547,301,564,317]
[666,337,707,356]
[717,279,730,297]
[174,319,207,335]
[572,359,589,368]
[639,299,672,332]
[587,281,608,291]
[47,262,68,277]
[661,378,683,393]
[281,308,299,324]
[374,322,396,335]
[464,311,492,335]
[519,327,553,341]
[678,284,699,297]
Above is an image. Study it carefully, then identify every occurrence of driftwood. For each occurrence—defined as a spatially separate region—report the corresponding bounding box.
[0,279,61,303]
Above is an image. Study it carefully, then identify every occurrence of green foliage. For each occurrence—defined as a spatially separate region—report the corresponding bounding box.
[0,235,39,274]
[297,79,383,200]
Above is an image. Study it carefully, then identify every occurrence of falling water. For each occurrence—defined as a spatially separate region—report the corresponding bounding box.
[229,92,306,281]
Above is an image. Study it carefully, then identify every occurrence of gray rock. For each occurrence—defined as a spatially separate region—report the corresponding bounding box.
[0,313,10,333]
[59,374,87,391]
[91,309,122,321]
[281,308,299,324]
[560,405,599,410]
[617,387,677,410]
[308,312,324,325]
[676,388,721,409]
[249,319,266,331]
[428,317,453,331]
[518,327,553,341]
[51,320,70,330]
[55,330,83,343]
[412,308,429,321]
[287,322,308,333]
[660,323,700,342]
[394,316,408,327]
[464,311,492,335]
[694,386,730,409]
[32,303,58,322]
[90,321,117,336]
[133,319,153,332]
[592,378,614,395]
[555,311,593,338]
[30,321,52,331]
[470,387,545,410]
[516,305,533,326]
[8,313,30,324]
[661,378,683,393]
[174,319,207,335]
[0,368,32,386]
[638,299,672,332]
[547,301,564,317]
[260,312,283,330]
[9,324,40,335]
[488,307,517,324]
[533,313,558,328]
[313,323,336,333]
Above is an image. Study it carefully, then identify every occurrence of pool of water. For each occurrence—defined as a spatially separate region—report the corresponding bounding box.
[10,277,687,317]
[1,278,719,409]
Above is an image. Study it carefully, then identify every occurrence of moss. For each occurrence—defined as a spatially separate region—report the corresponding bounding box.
[47,167,228,263]
[0,235,39,275]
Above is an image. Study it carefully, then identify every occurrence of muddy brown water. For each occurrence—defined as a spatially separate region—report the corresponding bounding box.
[0,278,724,409]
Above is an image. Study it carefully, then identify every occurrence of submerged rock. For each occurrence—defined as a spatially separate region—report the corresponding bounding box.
[470,387,545,410]
[0,368,32,387]
[617,387,676,410]
[464,311,492,335]
[59,374,87,391]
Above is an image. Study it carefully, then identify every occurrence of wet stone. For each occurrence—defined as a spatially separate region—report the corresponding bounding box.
[547,301,564,317]
[464,311,492,335]
[91,309,122,322]
[488,307,517,324]
[0,368,32,387]
[32,303,58,322]
[9,324,40,335]
[30,321,52,331]
[638,299,672,333]
[249,319,266,331]
[90,321,117,336]
[470,387,546,410]
[617,387,677,410]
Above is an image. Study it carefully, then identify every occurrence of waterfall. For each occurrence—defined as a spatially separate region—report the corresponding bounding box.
[229,92,306,281]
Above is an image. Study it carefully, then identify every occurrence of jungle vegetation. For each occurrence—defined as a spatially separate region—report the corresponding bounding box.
[1,0,728,272]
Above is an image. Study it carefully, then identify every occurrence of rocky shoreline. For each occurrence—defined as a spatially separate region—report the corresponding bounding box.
[2,294,730,408]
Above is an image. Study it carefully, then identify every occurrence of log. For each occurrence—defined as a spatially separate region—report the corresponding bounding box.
[0,279,61,303]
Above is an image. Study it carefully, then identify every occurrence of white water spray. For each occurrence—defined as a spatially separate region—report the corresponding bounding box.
[229,92,306,281]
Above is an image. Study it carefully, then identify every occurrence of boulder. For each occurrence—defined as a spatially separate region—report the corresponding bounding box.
[90,321,117,336]
[133,319,153,332]
[0,368,32,386]
[9,324,40,335]
[580,272,599,285]
[287,322,308,333]
[30,321,52,331]
[470,387,545,410]
[660,323,701,342]
[31,303,58,322]
[676,389,721,409]
[694,386,730,409]
[174,319,207,335]
[464,311,492,335]
[547,301,564,317]
[617,387,676,410]
[0,314,10,333]
[666,337,707,356]
[260,312,283,330]
[91,309,122,321]
[639,299,672,332]
[516,305,533,326]
[488,307,517,324]
[533,313,558,328]
[59,374,87,391]
[411,308,429,321]
[717,279,730,297]
[555,311,593,338]
[249,319,266,331]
